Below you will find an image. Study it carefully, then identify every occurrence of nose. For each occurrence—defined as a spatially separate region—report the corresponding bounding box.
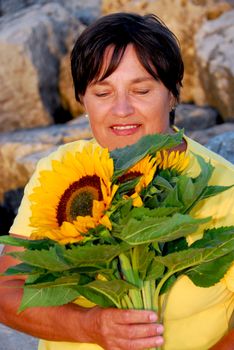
[111,93,134,117]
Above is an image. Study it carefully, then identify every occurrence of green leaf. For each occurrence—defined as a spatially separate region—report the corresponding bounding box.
[115,214,210,245]
[162,184,183,208]
[62,243,130,267]
[177,176,195,207]
[154,249,203,270]
[8,246,71,271]
[2,263,44,276]
[76,280,135,308]
[129,207,178,220]
[191,226,234,249]
[19,278,80,311]
[76,285,115,307]
[154,227,234,285]
[69,266,114,276]
[185,251,234,287]
[162,237,188,255]
[160,275,176,294]
[152,155,214,216]
[0,235,55,250]
[26,273,45,284]
[146,259,165,281]
[201,185,234,200]
[117,177,140,196]
[131,245,155,281]
[153,175,174,191]
[120,199,133,219]
[111,131,183,173]
[7,243,130,272]
[182,155,214,213]
[25,275,81,288]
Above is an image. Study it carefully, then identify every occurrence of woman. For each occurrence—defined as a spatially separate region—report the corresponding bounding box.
[0,12,233,350]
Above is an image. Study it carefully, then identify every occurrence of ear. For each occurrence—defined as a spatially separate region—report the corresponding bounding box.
[79,95,84,106]
[169,93,176,111]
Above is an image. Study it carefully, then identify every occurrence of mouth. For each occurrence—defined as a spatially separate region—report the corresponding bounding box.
[110,124,141,136]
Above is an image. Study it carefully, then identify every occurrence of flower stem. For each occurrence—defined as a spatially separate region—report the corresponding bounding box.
[141,280,152,310]
[119,252,143,309]
[121,294,133,309]
[153,271,173,322]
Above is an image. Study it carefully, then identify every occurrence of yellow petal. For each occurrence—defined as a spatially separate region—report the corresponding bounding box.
[132,193,143,207]
[29,142,115,244]
[99,215,112,230]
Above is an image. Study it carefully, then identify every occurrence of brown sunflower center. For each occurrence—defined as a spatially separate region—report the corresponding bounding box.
[118,171,142,184]
[56,175,102,226]
[118,171,142,196]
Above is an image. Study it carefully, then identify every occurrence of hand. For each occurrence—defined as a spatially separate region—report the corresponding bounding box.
[82,306,164,350]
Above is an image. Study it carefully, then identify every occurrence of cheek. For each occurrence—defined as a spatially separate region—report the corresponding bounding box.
[89,118,108,145]
[145,106,170,132]
[89,118,100,135]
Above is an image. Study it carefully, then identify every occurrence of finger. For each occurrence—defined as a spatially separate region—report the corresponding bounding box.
[113,309,158,324]
[118,323,164,340]
[120,336,164,350]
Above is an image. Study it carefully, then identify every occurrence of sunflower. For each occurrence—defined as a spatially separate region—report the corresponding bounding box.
[119,155,157,207]
[155,150,190,173]
[29,144,118,244]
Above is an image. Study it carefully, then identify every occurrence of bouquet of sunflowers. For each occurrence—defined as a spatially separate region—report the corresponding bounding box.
[1,131,234,340]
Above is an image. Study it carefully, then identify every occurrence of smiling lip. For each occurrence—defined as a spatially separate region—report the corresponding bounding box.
[110,124,141,136]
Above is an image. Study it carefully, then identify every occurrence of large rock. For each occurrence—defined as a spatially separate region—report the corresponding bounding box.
[195,9,234,120]
[60,0,102,25]
[0,116,92,201]
[102,0,233,108]
[0,0,101,25]
[59,53,85,118]
[0,116,92,234]
[205,131,234,164]
[0,323,38,350]
[58,1,102,117]
[187,122,234,144]
[175,103,218,131]
[0,3,84,131]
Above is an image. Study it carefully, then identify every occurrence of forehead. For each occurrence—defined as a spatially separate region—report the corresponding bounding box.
[96,44,152,82]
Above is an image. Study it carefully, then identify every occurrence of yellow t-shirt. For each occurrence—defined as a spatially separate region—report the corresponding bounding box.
[10,136,234,350]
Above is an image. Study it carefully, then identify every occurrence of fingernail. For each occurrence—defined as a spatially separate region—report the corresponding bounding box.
[156,336,164,346]
[149,313,157,322]
[157,325,164,334]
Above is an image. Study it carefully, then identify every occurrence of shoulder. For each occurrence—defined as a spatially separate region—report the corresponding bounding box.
[185,135,234,186]
[185,135,234,171]
[36,139,96,169]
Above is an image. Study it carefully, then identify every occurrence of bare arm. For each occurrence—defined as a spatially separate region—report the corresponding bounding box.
[209,329,234,350]
[0,243,164,350]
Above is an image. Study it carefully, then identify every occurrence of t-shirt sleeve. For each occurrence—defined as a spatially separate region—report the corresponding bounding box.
[185,138,234,293]
[10,140,89,237]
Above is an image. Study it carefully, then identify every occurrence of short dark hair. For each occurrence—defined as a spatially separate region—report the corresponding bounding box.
[71,12,184,123]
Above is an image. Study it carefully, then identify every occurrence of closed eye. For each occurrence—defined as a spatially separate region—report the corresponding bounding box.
[95,92,111,97]
[133,89,150,95]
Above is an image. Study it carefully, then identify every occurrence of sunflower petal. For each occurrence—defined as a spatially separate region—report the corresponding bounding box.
[29,143,116,244]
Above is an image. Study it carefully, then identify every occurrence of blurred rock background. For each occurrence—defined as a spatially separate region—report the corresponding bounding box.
[0,0,234,238]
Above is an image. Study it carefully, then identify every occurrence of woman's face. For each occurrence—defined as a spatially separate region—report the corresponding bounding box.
[82,45,174,151]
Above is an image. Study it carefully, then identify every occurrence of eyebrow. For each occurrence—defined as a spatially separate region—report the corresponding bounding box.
[93,76,155,86]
